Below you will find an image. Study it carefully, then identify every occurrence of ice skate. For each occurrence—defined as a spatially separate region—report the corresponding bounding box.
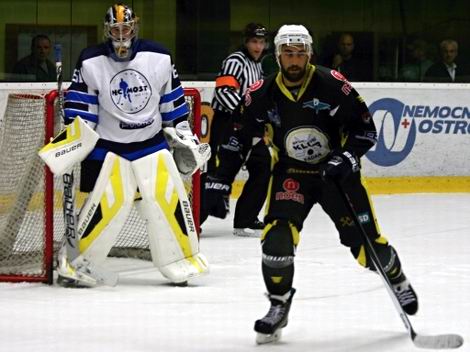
[56,254,118,288]
[391,273,418,315]
[233,219,264,238]
[254,288,296,344]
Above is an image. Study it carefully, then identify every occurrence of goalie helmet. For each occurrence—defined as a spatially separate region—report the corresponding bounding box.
[104,3,139,60]
[274,24,312,65]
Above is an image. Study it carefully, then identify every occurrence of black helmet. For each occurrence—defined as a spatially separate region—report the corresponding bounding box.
[243,23,268,42]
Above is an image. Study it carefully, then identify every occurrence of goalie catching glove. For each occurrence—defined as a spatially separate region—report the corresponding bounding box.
[163,121,211,176]
[38,116,99,176]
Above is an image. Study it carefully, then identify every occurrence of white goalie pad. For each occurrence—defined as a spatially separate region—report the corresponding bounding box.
[132,149,209,283]
[163,121,211,176]
[38,116,99,176]
[75,152,137,266]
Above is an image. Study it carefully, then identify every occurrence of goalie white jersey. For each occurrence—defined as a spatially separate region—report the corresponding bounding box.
[64,39,189,158]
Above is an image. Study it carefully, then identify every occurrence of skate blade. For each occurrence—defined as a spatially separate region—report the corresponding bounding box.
[256,329,282,344]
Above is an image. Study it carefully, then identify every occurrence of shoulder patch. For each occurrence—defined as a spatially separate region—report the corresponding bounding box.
[244,79,264,106]
[331,70,348,82]
[330,70,352,96]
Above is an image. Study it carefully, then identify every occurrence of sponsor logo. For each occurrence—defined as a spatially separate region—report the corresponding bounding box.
[330,70,352,95]
[62,174,76,247]
[119,118,154,129]
[182,200,195,233]
[110,69,152,114]
[275,177,304,204]
[244,79,264,106]
[78,203,97,236]
[285,126,331,164]
[357,212,371,224]
[366,98,470,166]
[302,98,331,113]
[55,142,82,157]
[340,216,354,227]
[282,178,300,192]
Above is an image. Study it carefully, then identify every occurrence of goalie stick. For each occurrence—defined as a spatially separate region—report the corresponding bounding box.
[54,44,79,262]
[334,180,464,349]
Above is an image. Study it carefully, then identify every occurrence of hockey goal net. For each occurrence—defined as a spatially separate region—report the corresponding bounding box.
[0,88,202,284]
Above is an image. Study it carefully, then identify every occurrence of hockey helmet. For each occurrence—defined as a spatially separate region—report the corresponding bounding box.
[104,3,139,59]
[274,24,312,64]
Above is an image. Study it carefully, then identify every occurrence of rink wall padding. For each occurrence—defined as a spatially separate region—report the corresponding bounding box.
[2,81,470,195]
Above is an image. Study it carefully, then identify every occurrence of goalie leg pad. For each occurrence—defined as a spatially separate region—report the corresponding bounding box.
[132,149,209,283]
[75,152,137,266]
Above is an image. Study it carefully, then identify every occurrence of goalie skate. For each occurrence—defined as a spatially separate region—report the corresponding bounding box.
[56,255,118,288]
[254,288,296,344]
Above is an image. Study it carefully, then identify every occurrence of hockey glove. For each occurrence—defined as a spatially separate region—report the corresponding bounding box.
[204,175,231,219]
[320,150,360,184]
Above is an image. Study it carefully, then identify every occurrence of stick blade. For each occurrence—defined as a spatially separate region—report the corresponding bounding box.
[413,333,464,349]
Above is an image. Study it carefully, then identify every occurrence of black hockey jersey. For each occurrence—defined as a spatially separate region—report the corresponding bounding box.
[240,64,377,168]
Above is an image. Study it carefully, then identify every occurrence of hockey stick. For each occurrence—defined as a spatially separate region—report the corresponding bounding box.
[334,180,464,349]
[54,44,79,261]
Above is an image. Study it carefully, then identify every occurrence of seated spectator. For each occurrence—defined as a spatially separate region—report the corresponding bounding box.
[13,34,56,82]
[329,33,372,81]
[424,39,470,83]
[399,39,433,82]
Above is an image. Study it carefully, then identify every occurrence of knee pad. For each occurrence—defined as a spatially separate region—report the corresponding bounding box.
[261,220,299,268]
[351,239,402,279]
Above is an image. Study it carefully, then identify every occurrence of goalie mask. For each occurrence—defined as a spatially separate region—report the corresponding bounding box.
[104,3,139,60]
[274,24,313,67]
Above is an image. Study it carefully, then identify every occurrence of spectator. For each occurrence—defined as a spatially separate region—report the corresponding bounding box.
[399,39,433,82]
[13,34,56,82]
[424,39,470,82]
[329,33,371,81]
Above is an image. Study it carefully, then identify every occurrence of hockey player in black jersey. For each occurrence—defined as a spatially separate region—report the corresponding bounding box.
[211,24,418,344]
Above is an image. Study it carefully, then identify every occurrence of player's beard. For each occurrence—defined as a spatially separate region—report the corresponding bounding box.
[281,64,306,84]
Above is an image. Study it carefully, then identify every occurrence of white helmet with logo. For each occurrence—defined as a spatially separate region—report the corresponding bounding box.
[274,25,312,64]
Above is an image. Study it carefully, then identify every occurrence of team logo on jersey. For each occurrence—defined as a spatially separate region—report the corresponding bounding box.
[110,69,152,114]
[285,126,331,164]
[302,98,331,113]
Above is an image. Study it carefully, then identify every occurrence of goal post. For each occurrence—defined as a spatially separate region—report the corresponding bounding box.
[0,88,203,284]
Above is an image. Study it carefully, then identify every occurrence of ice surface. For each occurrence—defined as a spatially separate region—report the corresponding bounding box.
[0,194,468,351]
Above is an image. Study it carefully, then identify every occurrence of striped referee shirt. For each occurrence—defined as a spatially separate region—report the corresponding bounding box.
[211,47,263,113]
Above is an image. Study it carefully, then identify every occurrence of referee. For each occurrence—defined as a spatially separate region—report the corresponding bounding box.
[202,23,271,237]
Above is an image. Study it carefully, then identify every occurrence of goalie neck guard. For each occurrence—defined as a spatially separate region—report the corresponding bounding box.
[104,3,139,60]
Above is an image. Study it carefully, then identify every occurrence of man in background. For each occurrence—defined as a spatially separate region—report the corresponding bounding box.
[329,33,371,81]
[424,39,470,82]
[13,34,56,82]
